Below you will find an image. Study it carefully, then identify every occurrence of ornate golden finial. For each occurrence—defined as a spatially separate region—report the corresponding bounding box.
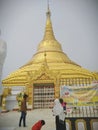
[46,0,51,17]
[43,0,55,40]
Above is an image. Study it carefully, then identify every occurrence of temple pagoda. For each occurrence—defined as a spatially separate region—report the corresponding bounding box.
[2,6,98,109]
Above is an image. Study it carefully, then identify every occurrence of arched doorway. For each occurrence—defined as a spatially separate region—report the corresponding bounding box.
[33,83,54,109]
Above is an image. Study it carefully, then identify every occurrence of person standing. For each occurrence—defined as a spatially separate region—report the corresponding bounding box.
[19,94,28,127]
[52,98,66,130]
[31,120,45,130]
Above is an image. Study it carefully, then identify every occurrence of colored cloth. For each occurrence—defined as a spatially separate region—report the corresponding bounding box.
[52,98,65,121]
[52,99,66,130]
[32,120,43,130]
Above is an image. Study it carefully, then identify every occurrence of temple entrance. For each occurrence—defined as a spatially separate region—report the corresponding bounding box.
[33,83,54,109]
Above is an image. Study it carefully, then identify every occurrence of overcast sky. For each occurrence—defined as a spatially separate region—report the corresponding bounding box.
[0,0,98,80]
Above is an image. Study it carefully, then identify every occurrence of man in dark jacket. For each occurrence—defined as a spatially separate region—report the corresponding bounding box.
[19,94,28,127]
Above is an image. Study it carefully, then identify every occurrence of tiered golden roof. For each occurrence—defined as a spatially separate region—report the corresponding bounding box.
[2,7,97,87]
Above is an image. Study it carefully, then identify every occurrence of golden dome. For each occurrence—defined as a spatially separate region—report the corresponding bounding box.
[22,7,79,67]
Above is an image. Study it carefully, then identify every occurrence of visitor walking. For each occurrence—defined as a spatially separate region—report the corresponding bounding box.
[19,94,28,127]
[31,120,45,130]
[52,98,66,130]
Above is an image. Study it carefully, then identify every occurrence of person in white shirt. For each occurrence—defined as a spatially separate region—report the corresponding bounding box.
[52,98,66,130]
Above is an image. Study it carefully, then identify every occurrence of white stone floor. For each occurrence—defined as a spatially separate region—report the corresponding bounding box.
[0,109,55,130]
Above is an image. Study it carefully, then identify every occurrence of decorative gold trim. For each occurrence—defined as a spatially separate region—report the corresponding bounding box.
[90,119,98,130]
[65,119,72,130]
[75,119,87,130]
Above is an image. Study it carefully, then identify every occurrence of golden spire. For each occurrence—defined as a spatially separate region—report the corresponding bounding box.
[37,2,62,52]
[43,1,55,40]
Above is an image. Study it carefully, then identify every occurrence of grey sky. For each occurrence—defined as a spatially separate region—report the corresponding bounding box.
[0,0,98,80]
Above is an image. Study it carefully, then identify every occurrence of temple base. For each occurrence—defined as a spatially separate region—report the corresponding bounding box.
[65,117,98,130]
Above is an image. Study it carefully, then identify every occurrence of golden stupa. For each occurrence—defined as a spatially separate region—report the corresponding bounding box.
[2,6,98,109]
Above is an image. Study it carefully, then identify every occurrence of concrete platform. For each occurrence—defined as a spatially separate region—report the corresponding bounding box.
[0,127,16,130]
[0,109,55,130]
